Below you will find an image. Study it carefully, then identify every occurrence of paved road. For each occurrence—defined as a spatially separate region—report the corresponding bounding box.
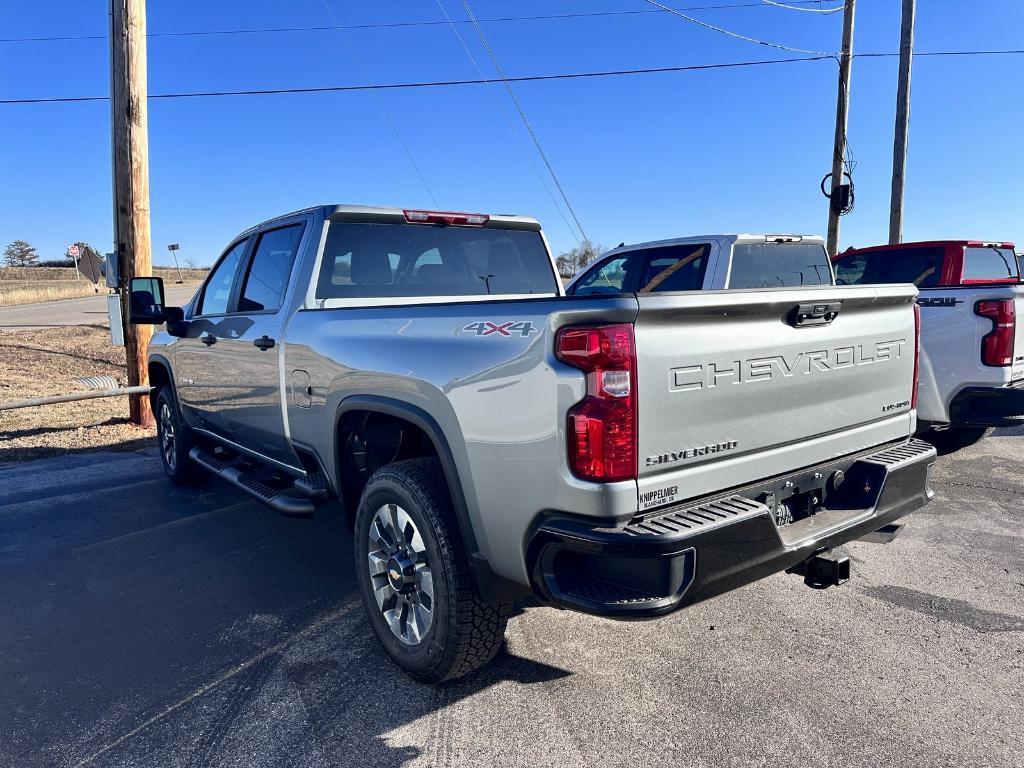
[1,431,1022,768]
[0,286,198,331]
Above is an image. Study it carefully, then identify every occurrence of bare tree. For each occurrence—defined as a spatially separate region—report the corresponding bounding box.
[3,240,38,267]
[556,240,607,277]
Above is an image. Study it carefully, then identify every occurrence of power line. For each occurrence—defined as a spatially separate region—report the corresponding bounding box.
[458,0,590,243]
[433,0,582,245]
[642,0,835,55]
[0,1,849,44]
[761,0,844,13]
[2,50,1021,106]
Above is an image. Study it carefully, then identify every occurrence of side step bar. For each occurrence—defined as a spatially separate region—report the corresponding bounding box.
[189,447,315,517]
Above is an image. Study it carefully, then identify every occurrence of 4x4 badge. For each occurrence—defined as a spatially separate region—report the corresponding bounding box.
[461,321,538,337]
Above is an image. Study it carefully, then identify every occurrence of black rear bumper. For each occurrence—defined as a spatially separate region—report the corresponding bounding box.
[527,439,936,618]
[949,384,1024,427]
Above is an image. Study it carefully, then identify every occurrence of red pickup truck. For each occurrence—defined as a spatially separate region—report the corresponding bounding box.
[834,240,1024,452]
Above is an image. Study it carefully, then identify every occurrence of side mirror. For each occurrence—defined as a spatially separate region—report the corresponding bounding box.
[165,306,189,337]
[129,276,168,324]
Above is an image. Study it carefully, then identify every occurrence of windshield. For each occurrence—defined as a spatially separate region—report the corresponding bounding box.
[316,222,558,300]
[727,243,833,289]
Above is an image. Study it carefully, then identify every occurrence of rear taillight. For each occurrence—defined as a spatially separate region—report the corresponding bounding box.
[403,209,489,226]
[912,302,921,408]
[976,299,1016,366]
[556,324,637,482]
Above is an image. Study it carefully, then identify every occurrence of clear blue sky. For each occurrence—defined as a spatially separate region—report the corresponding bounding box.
[1,1,1022,266]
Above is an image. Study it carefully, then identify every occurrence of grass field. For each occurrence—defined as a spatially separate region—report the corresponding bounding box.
[0,325,155,462]
[0,267,207,306]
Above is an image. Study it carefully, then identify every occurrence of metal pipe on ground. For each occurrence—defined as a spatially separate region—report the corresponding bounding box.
[0,386,153,411]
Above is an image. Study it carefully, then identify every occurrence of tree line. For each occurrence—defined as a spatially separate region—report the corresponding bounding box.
[554,240,607,278]
[2,239,105,268]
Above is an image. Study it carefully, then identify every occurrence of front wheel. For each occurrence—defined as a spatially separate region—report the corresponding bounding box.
[923,425,992,455]
[154,387,206,485]
[354,458,507,683]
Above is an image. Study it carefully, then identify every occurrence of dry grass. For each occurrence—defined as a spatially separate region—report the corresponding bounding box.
[0,267,207,307]
[0,281,104,306]
[0,266,209,282]
[0,325,155,462]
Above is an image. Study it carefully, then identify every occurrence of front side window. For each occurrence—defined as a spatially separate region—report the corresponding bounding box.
[962,246,1018,282]
[238,224,304,312]
[635,244,710,292]
[316,223,557,299]
[197,239,248,316]
[571,257,630,295]
[728,243,833,289]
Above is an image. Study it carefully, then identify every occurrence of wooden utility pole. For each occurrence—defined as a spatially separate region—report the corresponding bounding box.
[888,0,916,244]
[826,0,856,257]
[110,0,154,427]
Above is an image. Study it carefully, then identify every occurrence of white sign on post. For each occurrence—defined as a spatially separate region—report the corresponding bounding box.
[68,244,80,258]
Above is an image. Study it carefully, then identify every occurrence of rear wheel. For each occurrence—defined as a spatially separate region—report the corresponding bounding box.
[923,425,992,455]
[154,387,206,485]
[354,458,507,683]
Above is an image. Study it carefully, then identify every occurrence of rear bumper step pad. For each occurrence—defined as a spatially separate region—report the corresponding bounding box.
[528,439,936,618]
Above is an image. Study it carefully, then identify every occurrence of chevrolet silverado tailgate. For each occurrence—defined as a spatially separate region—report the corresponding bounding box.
[633,284,918,506]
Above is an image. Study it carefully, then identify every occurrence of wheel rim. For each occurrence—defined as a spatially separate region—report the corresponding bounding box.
[159,402,176,471]
[367,503,434,646]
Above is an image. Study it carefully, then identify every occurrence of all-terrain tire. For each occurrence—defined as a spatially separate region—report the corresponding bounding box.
[354,457,507,683]
[923,426,992,456]
[154,387,207,486]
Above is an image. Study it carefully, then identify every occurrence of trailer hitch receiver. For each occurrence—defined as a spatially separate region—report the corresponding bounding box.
[787,551,850,589]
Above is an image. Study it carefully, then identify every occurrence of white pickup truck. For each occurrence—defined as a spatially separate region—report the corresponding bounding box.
[835,240,1024,452]
[565,234,833,295]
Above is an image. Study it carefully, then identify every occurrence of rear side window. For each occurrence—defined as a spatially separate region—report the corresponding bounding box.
[197,239,248,316]
[728,243,832,289]
[571,256,630,295]
[317,223,557,300]
[835,246,943,287]
[962,247,1018,282]
[635,243,709,292]
[238,224,304,312]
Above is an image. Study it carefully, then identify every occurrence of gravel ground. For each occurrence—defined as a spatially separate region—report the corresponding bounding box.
[0,326,155,462]
[0,430,1021,768]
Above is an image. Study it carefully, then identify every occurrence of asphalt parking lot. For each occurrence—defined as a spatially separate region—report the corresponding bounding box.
[1,431,1022,768]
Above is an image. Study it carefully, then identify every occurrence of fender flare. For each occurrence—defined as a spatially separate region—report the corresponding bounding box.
[147,353,175,401]
[334,395,481,558]
[334,395,528,604]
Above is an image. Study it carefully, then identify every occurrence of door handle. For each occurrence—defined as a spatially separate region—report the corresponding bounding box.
[201,334,217,346]
[253,335,276,351]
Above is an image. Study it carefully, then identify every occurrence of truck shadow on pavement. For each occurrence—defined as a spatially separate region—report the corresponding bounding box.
[0,448,569,768]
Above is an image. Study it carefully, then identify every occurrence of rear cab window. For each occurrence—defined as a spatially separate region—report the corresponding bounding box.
[961,246,1019,283]
[316,223,557,301]
[727,242,833,289]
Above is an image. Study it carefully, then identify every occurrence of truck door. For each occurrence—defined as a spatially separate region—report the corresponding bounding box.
[213,220,308,468]
[174,237,250,431]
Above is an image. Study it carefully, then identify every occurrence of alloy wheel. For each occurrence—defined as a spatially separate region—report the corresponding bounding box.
[367,503,434,645]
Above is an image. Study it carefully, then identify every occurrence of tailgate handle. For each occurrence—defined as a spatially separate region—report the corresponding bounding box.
[790,301,841,328]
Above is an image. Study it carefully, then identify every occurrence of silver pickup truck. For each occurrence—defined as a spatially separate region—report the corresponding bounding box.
[129,205,936,682]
